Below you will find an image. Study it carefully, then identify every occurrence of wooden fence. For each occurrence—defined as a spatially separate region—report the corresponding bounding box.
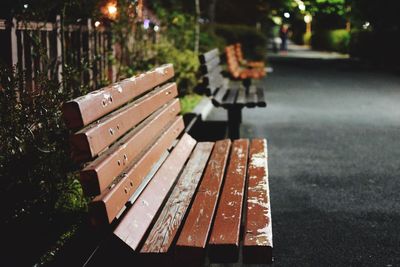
[0,16,115,92]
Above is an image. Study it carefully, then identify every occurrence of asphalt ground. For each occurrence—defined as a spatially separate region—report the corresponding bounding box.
[207,56,400,266]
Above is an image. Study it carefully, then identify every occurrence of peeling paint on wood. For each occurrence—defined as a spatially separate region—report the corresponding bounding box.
[243,139,273,264]
[209,139,249,263]
[113,133,196,251]
[175,139,231,265]
[141,142,214,254]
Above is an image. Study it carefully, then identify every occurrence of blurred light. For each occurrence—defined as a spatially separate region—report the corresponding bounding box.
[94,21,101,27]
[272,16,282,25]
[23,4,28,8]
[284,12,290,19]
[299,3,306,11]
[363,22,370,30]
[153,25,159,32]
[304,14,312,24]
[107,4,117,15]
[101,1,118,20]
[143,19,150,29]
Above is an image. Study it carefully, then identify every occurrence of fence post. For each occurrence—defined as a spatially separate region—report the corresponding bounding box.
[11,18,18,66]
[56,15,63,91]
[87,18,93,88]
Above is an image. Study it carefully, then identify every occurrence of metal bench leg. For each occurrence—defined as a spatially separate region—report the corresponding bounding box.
[243,78,251,89]
[227,107,242,139]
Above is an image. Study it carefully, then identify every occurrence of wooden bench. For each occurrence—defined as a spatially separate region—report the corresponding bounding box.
[62,64,273,266]
[234,43,266,69]
[225,45,266,88]
[197,49,267,139]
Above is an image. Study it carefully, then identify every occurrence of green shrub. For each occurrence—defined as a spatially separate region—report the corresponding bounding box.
[153,37,199,95]
[199,26,226,53]
[213,24,267,60]
[311,29,350,53]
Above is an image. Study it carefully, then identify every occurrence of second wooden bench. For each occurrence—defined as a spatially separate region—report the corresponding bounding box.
[196,48,267,139]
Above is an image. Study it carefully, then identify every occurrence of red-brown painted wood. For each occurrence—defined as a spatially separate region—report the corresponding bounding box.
[70,83,178,161]
[89,116,185,226]
[113,133,197,251]
[208,139,249,263]
[79,99,181,196]
[62,64,174,129]
[243,139,273,264]
[141,142,215,254]
[175,139,231,265]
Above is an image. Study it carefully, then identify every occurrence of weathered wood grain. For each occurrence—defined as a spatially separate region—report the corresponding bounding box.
[113,133,197,251]
[70,83,178,161]
[243,139,273,264]
[141,142,214,254]
[175,139,231,265]
[89,116,185,226]
[62,64,174,129]
[208,139,249,263]
[79,99,180,196]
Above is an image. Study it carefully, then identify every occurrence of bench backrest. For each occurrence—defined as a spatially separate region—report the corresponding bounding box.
[62,64,185,227]
[234,43,245,64]
[225,45,241,78]
[197,48,226,96]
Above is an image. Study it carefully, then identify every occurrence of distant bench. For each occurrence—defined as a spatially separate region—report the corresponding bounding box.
[196,48,267,139]
[62,64,273,266]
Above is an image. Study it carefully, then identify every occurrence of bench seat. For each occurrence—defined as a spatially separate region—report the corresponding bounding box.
[62,64,272,266]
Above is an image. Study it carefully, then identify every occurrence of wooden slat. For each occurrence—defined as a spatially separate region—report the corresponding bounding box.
[141,142,214,254]
[175,139,231,265]
[113,133,197,251]
[256,87,267,107]
[62,64,174,129]
[199,48,219,64]
[243,139,273,264]
[200,56,220,75]
[245,86,257,108]
[211,87,228,107]
[208,139,249,262]
[236,88,246,106]
[222,88,238,106]
[70,83,178,161]
[89,116,185,226]
[79,100,181,196]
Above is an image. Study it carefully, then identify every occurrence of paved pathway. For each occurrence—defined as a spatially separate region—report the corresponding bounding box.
[207,49,400,266]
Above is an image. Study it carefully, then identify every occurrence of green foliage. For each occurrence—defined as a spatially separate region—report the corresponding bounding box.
[179,93,203,114]
[199,26,226,52]
[214,24,268,60]
[306,0,347,16]
[153,37,199,95]
[311,29,350,53]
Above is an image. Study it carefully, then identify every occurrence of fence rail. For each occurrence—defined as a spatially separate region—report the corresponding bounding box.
[0,16,115,93]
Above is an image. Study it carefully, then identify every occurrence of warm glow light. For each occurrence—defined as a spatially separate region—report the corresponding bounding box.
[101,1,118,20]
[304,14,312,24]
[94,21,101,27]
[284,12,290,19]
[107,4,117,15]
